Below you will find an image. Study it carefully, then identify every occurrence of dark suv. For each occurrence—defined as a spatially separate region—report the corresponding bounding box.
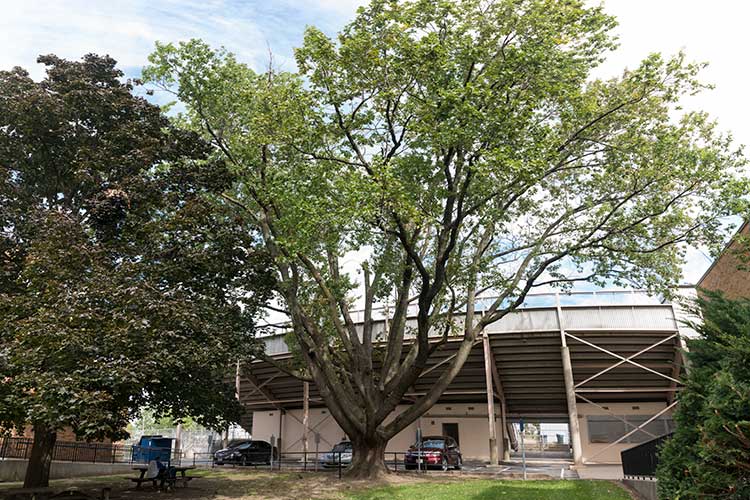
[213,440,278,466]
[404,436,462,471]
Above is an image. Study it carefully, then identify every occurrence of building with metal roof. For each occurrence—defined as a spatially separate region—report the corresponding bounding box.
[239,290,688,467]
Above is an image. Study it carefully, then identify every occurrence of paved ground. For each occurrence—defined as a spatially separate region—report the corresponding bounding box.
[230,458,580,480]
[575,464,624,480]
[460,460,579,479]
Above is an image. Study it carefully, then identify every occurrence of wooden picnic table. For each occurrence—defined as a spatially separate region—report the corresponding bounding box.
[130,465,195,490]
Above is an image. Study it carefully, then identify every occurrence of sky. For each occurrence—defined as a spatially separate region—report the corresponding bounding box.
[2,0,748,284]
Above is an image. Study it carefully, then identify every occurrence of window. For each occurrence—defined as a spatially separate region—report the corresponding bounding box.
[588,416,625,443]
[587,415,674,444]
[420,439,446,449]
[332,442,352,452]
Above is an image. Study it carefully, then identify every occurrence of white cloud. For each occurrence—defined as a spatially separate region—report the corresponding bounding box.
[313,0,367,14]
[0,0,277,78]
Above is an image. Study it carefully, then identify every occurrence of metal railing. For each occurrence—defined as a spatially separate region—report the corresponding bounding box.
[260,289,667,328]
[259,289,672,355]
[0,437,184,465]
[621,433,672,479]
[206,450,460,479]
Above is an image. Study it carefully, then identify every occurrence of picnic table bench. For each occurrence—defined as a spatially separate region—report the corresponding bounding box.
[129,465,195,490]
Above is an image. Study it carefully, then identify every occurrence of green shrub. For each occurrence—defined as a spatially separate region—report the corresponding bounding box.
[657,291,750,499]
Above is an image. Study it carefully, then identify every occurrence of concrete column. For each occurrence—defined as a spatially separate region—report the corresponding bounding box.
[482,333,498,464]
[175,423,182,455]
[500,399,510,461]
[235,360,241,399]
[561,342,583,465]
[302,382,310,456]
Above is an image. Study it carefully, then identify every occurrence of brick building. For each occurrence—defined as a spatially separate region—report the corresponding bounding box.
[698,220,750,298]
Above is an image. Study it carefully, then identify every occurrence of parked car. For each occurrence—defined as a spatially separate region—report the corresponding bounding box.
[404,436,462,471]
[322,441,352,468]
[213,440,278,466]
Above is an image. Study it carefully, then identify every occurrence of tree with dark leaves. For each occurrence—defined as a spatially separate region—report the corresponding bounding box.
[0,54,273,487]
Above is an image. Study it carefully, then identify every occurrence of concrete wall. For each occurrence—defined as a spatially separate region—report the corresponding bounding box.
[577,402,671,464]
[623,478,658,500]
[251,403,505,460]
[0,459,134,483]
[252,401,668,464]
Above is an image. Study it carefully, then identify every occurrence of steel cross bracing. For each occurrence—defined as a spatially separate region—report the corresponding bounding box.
[561,329,684,465]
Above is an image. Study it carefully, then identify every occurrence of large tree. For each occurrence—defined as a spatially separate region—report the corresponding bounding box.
[0,54,273,487]
[657,291,750,499]
[144,0,747,478]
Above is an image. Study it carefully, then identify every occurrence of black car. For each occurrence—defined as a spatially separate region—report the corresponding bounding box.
[404,436,462,471]
[213,440,278,466]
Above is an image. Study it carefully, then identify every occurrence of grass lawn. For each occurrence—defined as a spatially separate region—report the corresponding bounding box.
[348,479,631,500]
[0,469,633,499]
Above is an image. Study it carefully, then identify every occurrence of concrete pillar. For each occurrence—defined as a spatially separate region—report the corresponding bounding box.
[482,333,498,465]
[561,343,583,465]
[235,360,241,399]
[175,423,182,455]
[500,400,510,461]
[302,382,309,456]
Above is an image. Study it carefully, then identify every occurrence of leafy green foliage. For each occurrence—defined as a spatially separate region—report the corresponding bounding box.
[657,292,750,499]
[143,0,747,478]
[0,54,274,444]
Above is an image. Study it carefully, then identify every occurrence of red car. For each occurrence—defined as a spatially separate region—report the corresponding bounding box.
[404,436,462,471]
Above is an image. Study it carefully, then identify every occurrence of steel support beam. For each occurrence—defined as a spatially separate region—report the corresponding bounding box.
[575,393,657,440]
[565,332,681,385]
[584,401,677,463]
[240,374,278,398]
[557,301,583,466]
[486,335,510,461]
[574,333,678,389]
[482,332,498,465]
[561,342,583,465]
[242,367,284,411]
[235,361,241,400]
[302,382,310,456]
[285,412,334,450]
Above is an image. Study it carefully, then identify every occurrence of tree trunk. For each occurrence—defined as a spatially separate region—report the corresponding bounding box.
[346,437,389,480]
[23,424,57,488]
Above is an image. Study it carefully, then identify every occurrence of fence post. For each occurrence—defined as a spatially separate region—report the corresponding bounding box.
[338,452,342,479]
[93,443,98,464]
[269,435,275,471]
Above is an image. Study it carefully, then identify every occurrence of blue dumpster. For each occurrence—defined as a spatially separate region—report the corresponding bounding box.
[132,435,174,463]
